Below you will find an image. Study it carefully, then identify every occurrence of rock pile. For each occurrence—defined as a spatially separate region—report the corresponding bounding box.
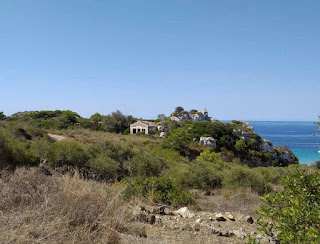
[132,205,275,243]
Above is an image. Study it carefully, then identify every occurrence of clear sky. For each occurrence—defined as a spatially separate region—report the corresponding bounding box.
[1,0,319,121]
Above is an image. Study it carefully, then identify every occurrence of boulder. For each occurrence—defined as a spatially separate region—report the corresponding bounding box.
[225,212,235,221]
[215,213,226,221]
[261,139,275,152]
[199,137,217,148]
[175,207,195,218]
[278,151,295,163]
[159,132,166,138]
[159,206,171,215]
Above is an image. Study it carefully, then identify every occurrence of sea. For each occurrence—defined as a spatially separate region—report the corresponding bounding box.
[248,121,320,165]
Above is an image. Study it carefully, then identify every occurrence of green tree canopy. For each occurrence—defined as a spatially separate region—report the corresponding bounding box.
[0,112,6,120]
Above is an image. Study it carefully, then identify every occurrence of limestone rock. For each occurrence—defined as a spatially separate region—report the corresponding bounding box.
[159,206,171,215]
[159,132,166,138]
[225,212,235,221]
[215,213,226,221]
[199,137,217,148]
[175,207,195,218]
[233,229,246,239]
[170,108,213,122]
[195,218,202,224]
[261,139,275,152]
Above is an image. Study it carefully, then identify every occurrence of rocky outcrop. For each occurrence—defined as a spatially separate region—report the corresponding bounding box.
[170,108,213,122]
[261,139,275,152]
[274,148,297,164]
[199,137,217,148]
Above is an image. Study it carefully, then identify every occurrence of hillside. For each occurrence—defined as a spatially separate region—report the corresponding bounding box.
[0,108,319,243]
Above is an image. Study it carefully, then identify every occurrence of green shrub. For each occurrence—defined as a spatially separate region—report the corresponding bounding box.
[223,166,272,194]
[48,140,90,168]
[197,149,222,162]
[87,153,120,181]
[235,139,247,153]
[256,171,320,243]
[162,127,190,155]
[0,134,38,169]
[122,177,194,206]
[124,151,167,177]
[31,138,53,162]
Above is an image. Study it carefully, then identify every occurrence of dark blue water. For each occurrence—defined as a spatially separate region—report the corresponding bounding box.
[248,121,320,165]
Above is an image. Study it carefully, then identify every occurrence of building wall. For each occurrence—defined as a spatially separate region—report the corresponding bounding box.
[130,124,149,134]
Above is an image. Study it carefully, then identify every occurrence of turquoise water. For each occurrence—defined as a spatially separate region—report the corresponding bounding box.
[248,121,320,165]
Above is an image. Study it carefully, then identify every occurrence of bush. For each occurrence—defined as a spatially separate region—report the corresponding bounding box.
[223,166,272,195]
[0,134,38,169]
[124,151,167,177]
[101,110,136,133]
[162,128,190,155]
[87,153,120,181]
[48,141,90,168]
[256,171,320,243]
[0,112,6,120]
[122,177,194,206]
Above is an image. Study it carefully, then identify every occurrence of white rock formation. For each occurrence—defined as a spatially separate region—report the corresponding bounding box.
[199,137,217,148]
[159,132,166,138]
[175,207,195,218]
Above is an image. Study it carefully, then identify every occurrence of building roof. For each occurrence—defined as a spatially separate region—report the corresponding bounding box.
[130,120,157,127]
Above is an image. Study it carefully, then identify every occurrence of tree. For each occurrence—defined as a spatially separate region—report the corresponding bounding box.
[0,112,6,120]
[174,106,184,113]
[157,114,166,121]
[101,110,137,133]
[90,112,103,130]
[235,139,247,154]
[256,171,320,243]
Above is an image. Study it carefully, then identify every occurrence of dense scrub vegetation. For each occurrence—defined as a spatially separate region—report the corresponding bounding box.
[0,109,311,206]
[0,109,319,243]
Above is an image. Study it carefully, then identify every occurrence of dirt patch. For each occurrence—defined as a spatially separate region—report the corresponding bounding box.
[48,133,68,141]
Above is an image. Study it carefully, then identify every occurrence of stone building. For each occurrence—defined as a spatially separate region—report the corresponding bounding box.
[130,120,157,135]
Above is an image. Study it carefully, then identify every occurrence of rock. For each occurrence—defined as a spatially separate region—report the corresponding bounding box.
[219,230,234,237]
[225,212,235,221]
[277,150,295,163]
[195,218,202,224]
[170,108,213,122]
[175,207,195,218]
[261,139,275,152]
[159,206,171,215]
[199,137,217,148]
[233,229,246,239]
[159,132,166,138]
[246,215,254,224]
[215,213,226,221]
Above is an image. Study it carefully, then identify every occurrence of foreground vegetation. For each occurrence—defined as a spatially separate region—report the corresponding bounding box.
[0,110,319,243]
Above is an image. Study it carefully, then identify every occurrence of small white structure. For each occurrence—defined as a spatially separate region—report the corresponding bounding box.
[130,120,157,135]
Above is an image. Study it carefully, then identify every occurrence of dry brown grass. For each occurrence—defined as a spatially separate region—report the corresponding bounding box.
[50,128,162,150]
[0,168,144,244]
[192,188,261,216]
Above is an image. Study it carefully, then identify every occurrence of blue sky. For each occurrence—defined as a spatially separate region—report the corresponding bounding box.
[0,0,319,120]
